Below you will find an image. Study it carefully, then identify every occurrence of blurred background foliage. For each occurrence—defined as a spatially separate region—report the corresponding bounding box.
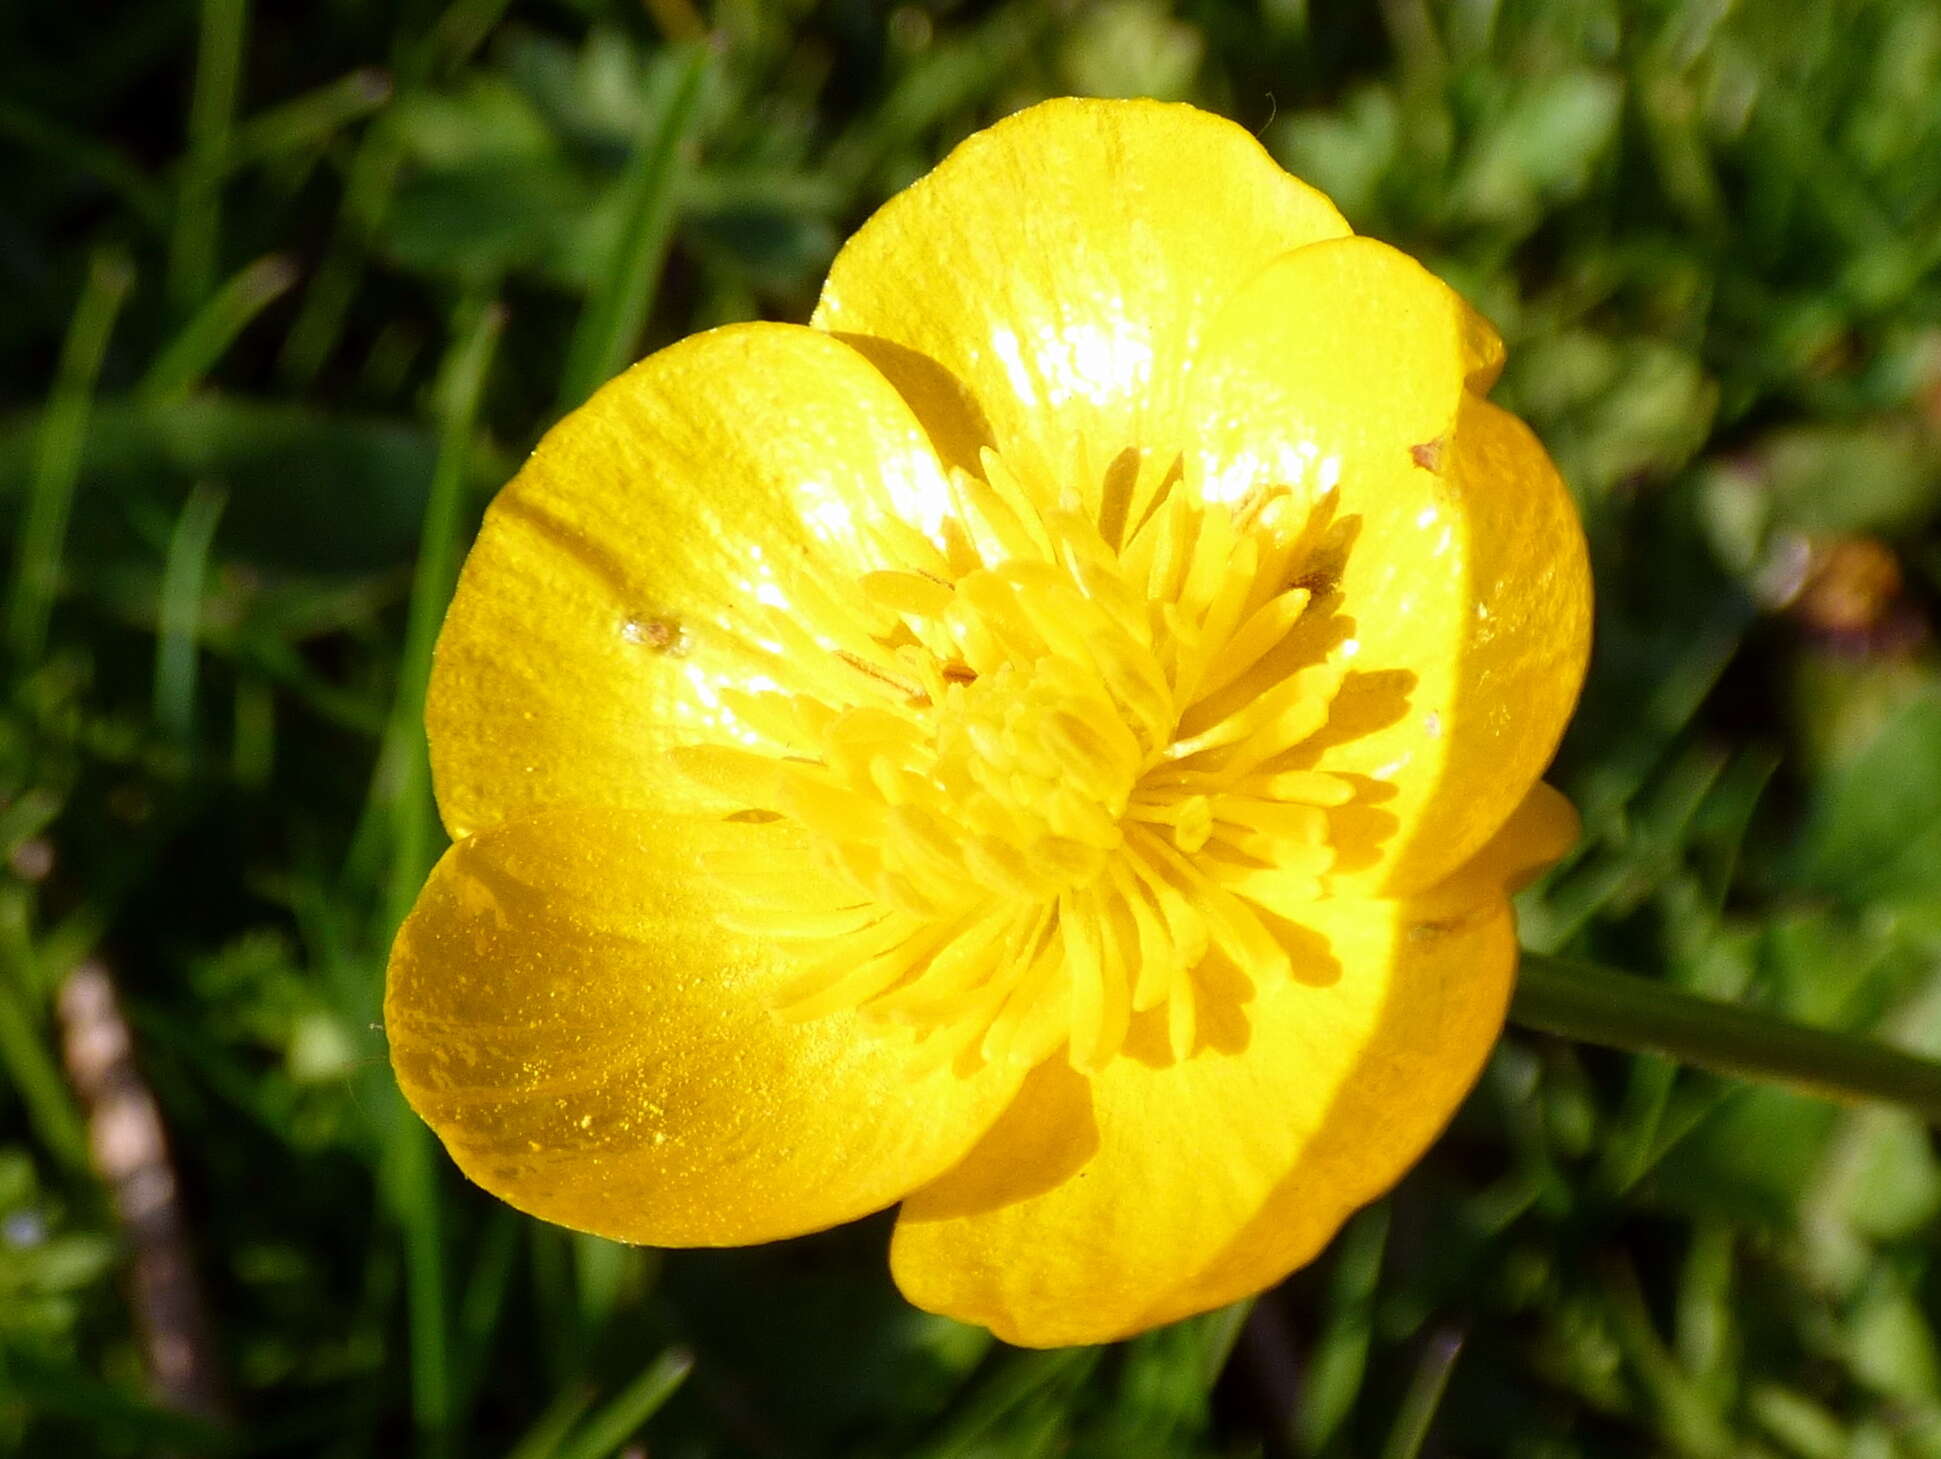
[4,0,1941,1454]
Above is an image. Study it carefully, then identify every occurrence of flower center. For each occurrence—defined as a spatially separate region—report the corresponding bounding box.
[671,450,1360,1073]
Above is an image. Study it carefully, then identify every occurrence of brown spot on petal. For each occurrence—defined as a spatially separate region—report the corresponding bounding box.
[1410,437,1446,473]
[621,615,689,654]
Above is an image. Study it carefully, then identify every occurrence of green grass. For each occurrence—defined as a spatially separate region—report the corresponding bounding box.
[5,0,1941,1454]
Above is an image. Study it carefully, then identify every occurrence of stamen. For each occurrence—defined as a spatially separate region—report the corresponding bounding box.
[1193,587,1312,701]
[674,447,1357,1071]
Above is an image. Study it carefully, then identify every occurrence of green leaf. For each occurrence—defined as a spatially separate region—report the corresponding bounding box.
[1453,70,1623,226]
[1657,1086,1839,1227]
[1849,1277,1941,1406]
[389,76,557,166]
[1759,422,1941,536]
[1059,0,1206,102]
[386,159,598,281]
[0,397,462,573]
[1269,88,1401,225]
[1792,685,1941,910]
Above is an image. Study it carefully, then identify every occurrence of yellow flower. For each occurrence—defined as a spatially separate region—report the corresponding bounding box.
[385,98,1592,1348]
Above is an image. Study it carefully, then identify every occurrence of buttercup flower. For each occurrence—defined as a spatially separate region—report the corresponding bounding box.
[386,98,1591,1347]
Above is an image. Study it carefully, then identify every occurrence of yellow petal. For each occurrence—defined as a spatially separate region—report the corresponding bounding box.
[386,808,1021,1246]
[1413,779,1580,917]
[889,889,1516,1347]
[813,97,1348,522]
[1188,238,1591,896]
[427,322,957,840]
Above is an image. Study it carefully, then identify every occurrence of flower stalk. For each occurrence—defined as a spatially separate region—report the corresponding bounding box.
[1512,952,1941,1123]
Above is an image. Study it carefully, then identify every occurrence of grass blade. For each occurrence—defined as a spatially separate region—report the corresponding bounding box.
[141,254,299,402]
[374,293,504,925]
[449,1208,522,1430]
[0,1344,235,1453]
[154,483,227,740]
[275,0,508,387]
[370,294,502,1459]
[169,0,249,310]
[916,1348,1099,1459]
[0,897,90,1177]
[555,41,710,413]
[1197,1298,1255,1389]
[0,100,169,227]
[8,246,133,664]
[552,1348,694,1459]
[276,122,403,386]
[217,67,393,175]
[1379,1329,1464,1459]
[501,1385,595,1459]
[1298,1204,1387,1454]
[384,1110,451,1456]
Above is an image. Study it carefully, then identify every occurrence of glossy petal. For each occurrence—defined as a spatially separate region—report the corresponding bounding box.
[890,873,1523,1347]
[1189,238,1591,896]
[813,97,1349,520]
[427,323,957,839]
[1414,779,1580,916]
[386,807,1022,1246]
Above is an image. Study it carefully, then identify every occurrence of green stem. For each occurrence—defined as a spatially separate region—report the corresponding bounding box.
[1512,953,1941,1124]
